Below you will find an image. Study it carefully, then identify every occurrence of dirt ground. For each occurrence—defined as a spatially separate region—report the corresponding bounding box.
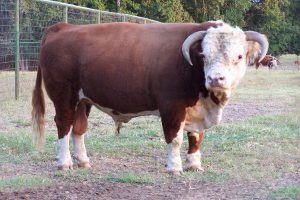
[2,173,299,200]
[0,102,298,200]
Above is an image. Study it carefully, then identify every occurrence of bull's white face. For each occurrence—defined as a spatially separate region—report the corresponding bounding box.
[201,25,248,95]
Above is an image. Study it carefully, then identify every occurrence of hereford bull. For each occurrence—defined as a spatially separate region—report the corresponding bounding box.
[32,21,268,174]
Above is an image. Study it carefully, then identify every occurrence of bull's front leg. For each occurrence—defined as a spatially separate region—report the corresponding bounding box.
[160,105,186,175]
[186,131,204,171]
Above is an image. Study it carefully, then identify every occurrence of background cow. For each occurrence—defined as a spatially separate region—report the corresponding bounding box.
[255,55,280,69]
[32,21,268,174]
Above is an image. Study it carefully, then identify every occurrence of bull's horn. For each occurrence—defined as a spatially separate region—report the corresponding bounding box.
[182,31,206,66]
[245,31,269,63]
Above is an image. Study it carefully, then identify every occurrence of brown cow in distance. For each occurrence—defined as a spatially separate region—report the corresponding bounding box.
[255,55,280,69]
[32,21,268,175]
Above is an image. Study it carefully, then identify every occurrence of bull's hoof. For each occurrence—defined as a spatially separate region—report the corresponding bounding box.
[167,169,183,176]
[57,164,73,170]
[78,162,91,168]
[185,165,204,172]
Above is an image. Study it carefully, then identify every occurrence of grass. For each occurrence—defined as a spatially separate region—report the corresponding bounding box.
[0,71,36,101]
[269,186,300,199]
[0,66,299,196]
[105,172,155,184]
[0,175,51,192]
[232,68,300,104]
[206,114,299,181]
[278,54,300,66]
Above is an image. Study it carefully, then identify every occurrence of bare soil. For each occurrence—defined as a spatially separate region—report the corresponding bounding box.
[1,173,299,200]
[0,102,298,200]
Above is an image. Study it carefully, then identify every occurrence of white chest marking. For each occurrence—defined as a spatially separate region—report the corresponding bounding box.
[184,95,223,133]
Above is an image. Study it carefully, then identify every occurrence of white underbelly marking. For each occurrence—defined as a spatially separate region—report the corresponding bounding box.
[78,89,159,123]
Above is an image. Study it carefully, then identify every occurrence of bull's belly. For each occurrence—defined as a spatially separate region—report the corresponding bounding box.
[78,89,159,123]
[79,88,223,132]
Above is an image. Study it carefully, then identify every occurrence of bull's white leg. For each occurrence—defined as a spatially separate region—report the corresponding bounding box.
[186,150,203,171]
[57,130,73,170]
[185,132,204,171]
[166,122,184,175]
[72,133,91,168]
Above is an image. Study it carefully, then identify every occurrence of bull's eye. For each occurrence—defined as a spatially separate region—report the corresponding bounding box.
[198,53,205,59]
[238,55,243,60]
[198,53,207,64]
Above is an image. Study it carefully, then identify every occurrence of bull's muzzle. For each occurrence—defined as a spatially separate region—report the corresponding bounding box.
[207,74,227,89]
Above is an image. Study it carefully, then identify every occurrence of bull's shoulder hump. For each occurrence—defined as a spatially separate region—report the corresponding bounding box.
[45,22,74,34]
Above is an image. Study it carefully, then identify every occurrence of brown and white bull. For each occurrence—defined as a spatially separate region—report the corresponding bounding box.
[32,21,268,174]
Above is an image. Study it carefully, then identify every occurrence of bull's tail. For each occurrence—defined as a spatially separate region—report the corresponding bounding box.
[32,66,45,151]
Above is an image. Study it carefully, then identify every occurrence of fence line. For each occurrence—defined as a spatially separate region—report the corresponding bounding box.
[0,0,159,100]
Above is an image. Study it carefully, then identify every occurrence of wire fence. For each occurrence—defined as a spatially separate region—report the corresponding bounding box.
[0,0,158,101]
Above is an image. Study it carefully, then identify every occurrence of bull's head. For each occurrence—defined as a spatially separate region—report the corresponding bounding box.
[182,23,268,97]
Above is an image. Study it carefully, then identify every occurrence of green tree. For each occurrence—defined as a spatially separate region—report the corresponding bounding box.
[58,0,106,10]
[245,0,298,55]
[221,0,251,27]
[137,0,191,22]
[182,0,224,22]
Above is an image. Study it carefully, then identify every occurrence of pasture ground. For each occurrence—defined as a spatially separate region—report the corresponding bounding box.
[0,62,300,199]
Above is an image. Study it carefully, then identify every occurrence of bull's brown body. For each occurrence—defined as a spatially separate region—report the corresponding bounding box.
[38,22,220,139]
[32,22,221,171]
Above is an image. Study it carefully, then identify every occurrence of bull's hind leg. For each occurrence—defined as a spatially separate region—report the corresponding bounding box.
[48,84,78,170]
[71,101,92,168]
[185,131,204,171]
[54,104,76,170]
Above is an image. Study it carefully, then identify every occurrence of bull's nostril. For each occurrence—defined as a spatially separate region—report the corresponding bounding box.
[219,76,225,81]
[208,76,213,81]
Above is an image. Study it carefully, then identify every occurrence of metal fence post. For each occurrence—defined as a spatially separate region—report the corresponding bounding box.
[97,11,101,23]
[122,14,126,22]
[64,6,68,23]
[15,0,20,100]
